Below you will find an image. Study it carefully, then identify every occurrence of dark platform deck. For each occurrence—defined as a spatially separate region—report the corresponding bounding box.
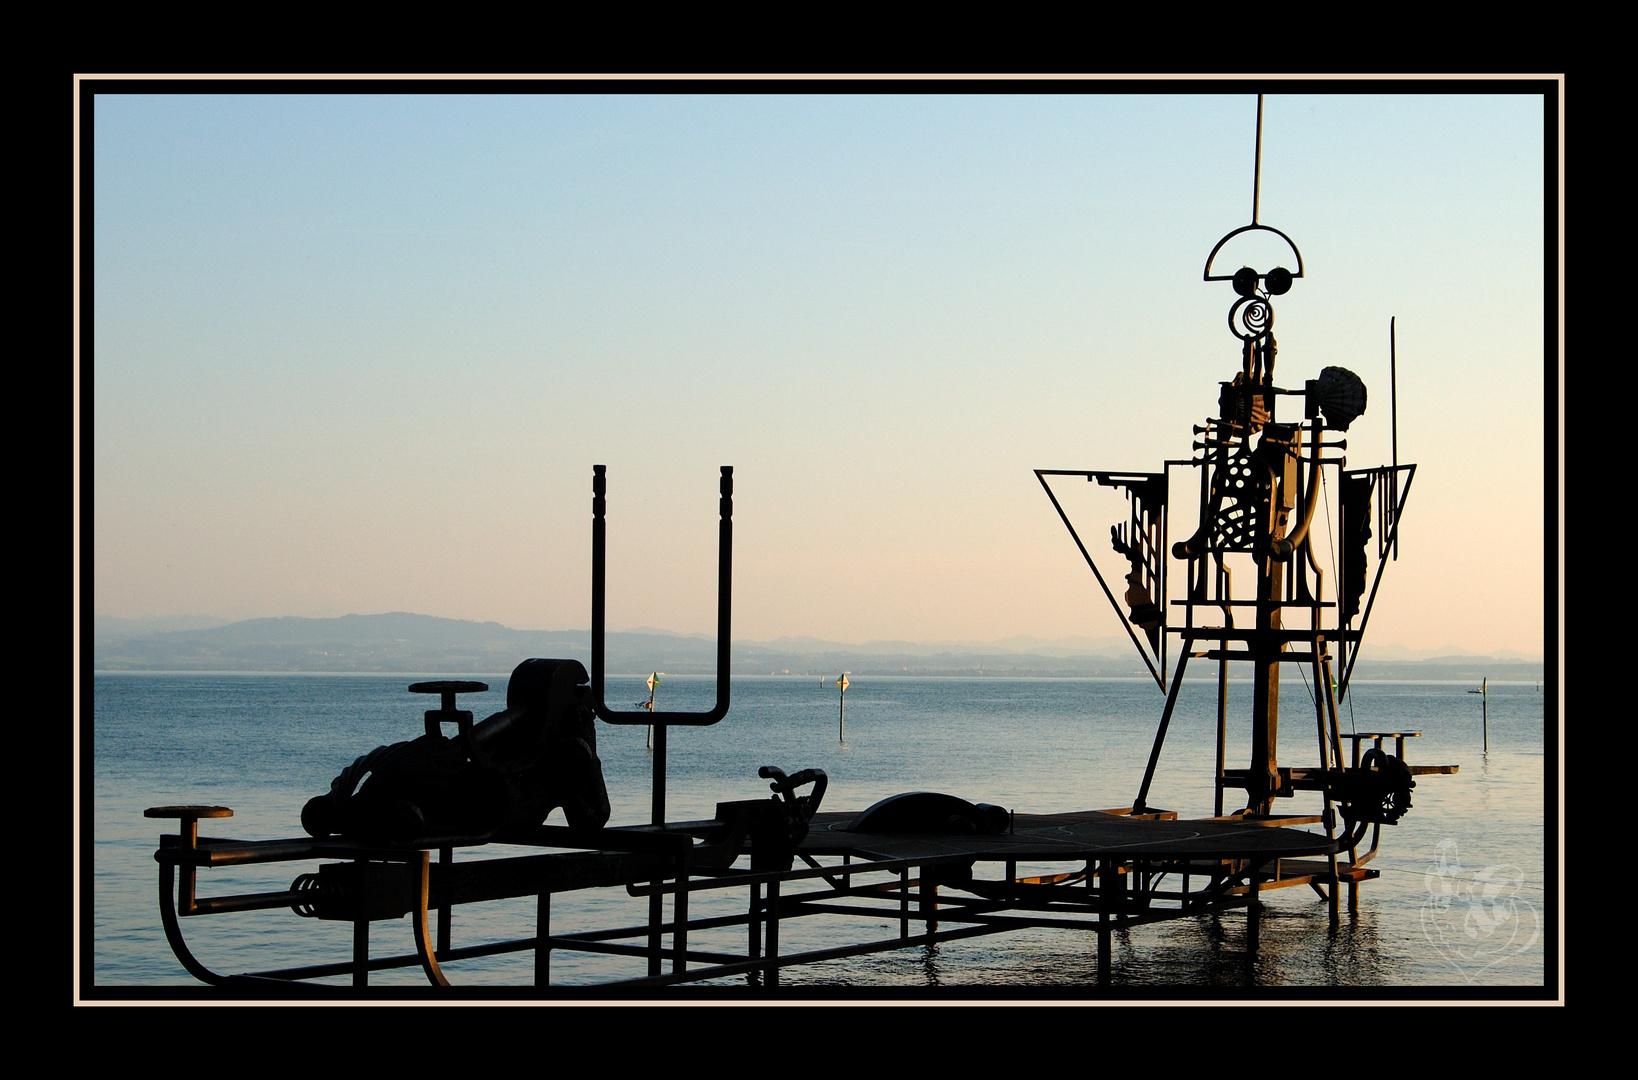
[149,802,1364,989]
[800,808,1342,864]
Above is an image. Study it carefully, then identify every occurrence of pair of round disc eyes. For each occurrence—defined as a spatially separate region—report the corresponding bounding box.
[1232,266,1293,298]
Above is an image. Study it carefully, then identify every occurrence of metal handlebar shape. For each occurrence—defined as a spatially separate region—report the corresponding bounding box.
[591,464,732,727]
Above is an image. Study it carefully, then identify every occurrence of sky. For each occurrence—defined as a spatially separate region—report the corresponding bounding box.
[86,87,1554,658]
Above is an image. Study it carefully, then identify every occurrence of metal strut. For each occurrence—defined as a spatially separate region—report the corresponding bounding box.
[591,464,734,829]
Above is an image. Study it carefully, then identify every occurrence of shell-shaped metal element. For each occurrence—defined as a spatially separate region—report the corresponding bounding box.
[1314,365,1367,431]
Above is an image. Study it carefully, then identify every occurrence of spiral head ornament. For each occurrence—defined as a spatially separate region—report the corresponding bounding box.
[1228,295,1274,341]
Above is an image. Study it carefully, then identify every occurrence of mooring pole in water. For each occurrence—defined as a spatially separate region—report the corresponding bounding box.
[643,671,660,751]
[837,672,850,744]
[1469,676,1488,752]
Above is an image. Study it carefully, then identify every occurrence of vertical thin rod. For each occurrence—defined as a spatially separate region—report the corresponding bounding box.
[1252,95,1264,225]
[592,462,609,704]
[899,869,910,940]
[652,723,666,825]
[1324,652,1346,771]
[1097,858,1114,986]
[673,865,688,976]
[648,890,662,977]
[1317,650,1343,927]
[178,817,198,917]
[1313,639,1330,772]
[1214,649,1228,817]
[1390,318,1399,472]
[352,919,369,987]
[767,879,781,987]
[1247,860,1264,958]
[535,892,550,987]
[1390,318,1400,560]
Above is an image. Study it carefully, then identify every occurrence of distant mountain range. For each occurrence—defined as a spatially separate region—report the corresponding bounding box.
[89,612,1547,682]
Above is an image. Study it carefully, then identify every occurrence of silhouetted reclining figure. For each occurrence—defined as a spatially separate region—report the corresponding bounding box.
[301,658,611,845]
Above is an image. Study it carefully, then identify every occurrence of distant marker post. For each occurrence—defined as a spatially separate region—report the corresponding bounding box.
[642,671,661,750]
[837,672,850,745]
[1468,675,1488,752]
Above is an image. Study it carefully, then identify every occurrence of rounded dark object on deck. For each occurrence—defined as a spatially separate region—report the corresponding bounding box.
[1265,266,1293,295]
[1233,265,1260,297]
[850,792,1010,835]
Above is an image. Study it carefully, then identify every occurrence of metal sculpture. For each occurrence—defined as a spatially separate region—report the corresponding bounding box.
[1036,96,1444,912]
[299,658,610,845]
[144,102,1459,990]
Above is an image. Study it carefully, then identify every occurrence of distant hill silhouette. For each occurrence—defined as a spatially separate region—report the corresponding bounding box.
[89,611,1546,682]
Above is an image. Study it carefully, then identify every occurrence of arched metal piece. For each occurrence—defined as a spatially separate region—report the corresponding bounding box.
[1202,223,1306,283]
[591,465,733,727]
[156,861,229,985]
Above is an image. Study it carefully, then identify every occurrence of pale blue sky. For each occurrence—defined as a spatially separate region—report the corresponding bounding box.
[89,89,1551,656]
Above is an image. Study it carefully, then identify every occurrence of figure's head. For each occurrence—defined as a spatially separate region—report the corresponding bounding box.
[506,657,591,723]
[1202,223,1304,346]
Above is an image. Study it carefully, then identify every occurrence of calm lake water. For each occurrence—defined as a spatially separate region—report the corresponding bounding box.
[85,672,1552,996]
